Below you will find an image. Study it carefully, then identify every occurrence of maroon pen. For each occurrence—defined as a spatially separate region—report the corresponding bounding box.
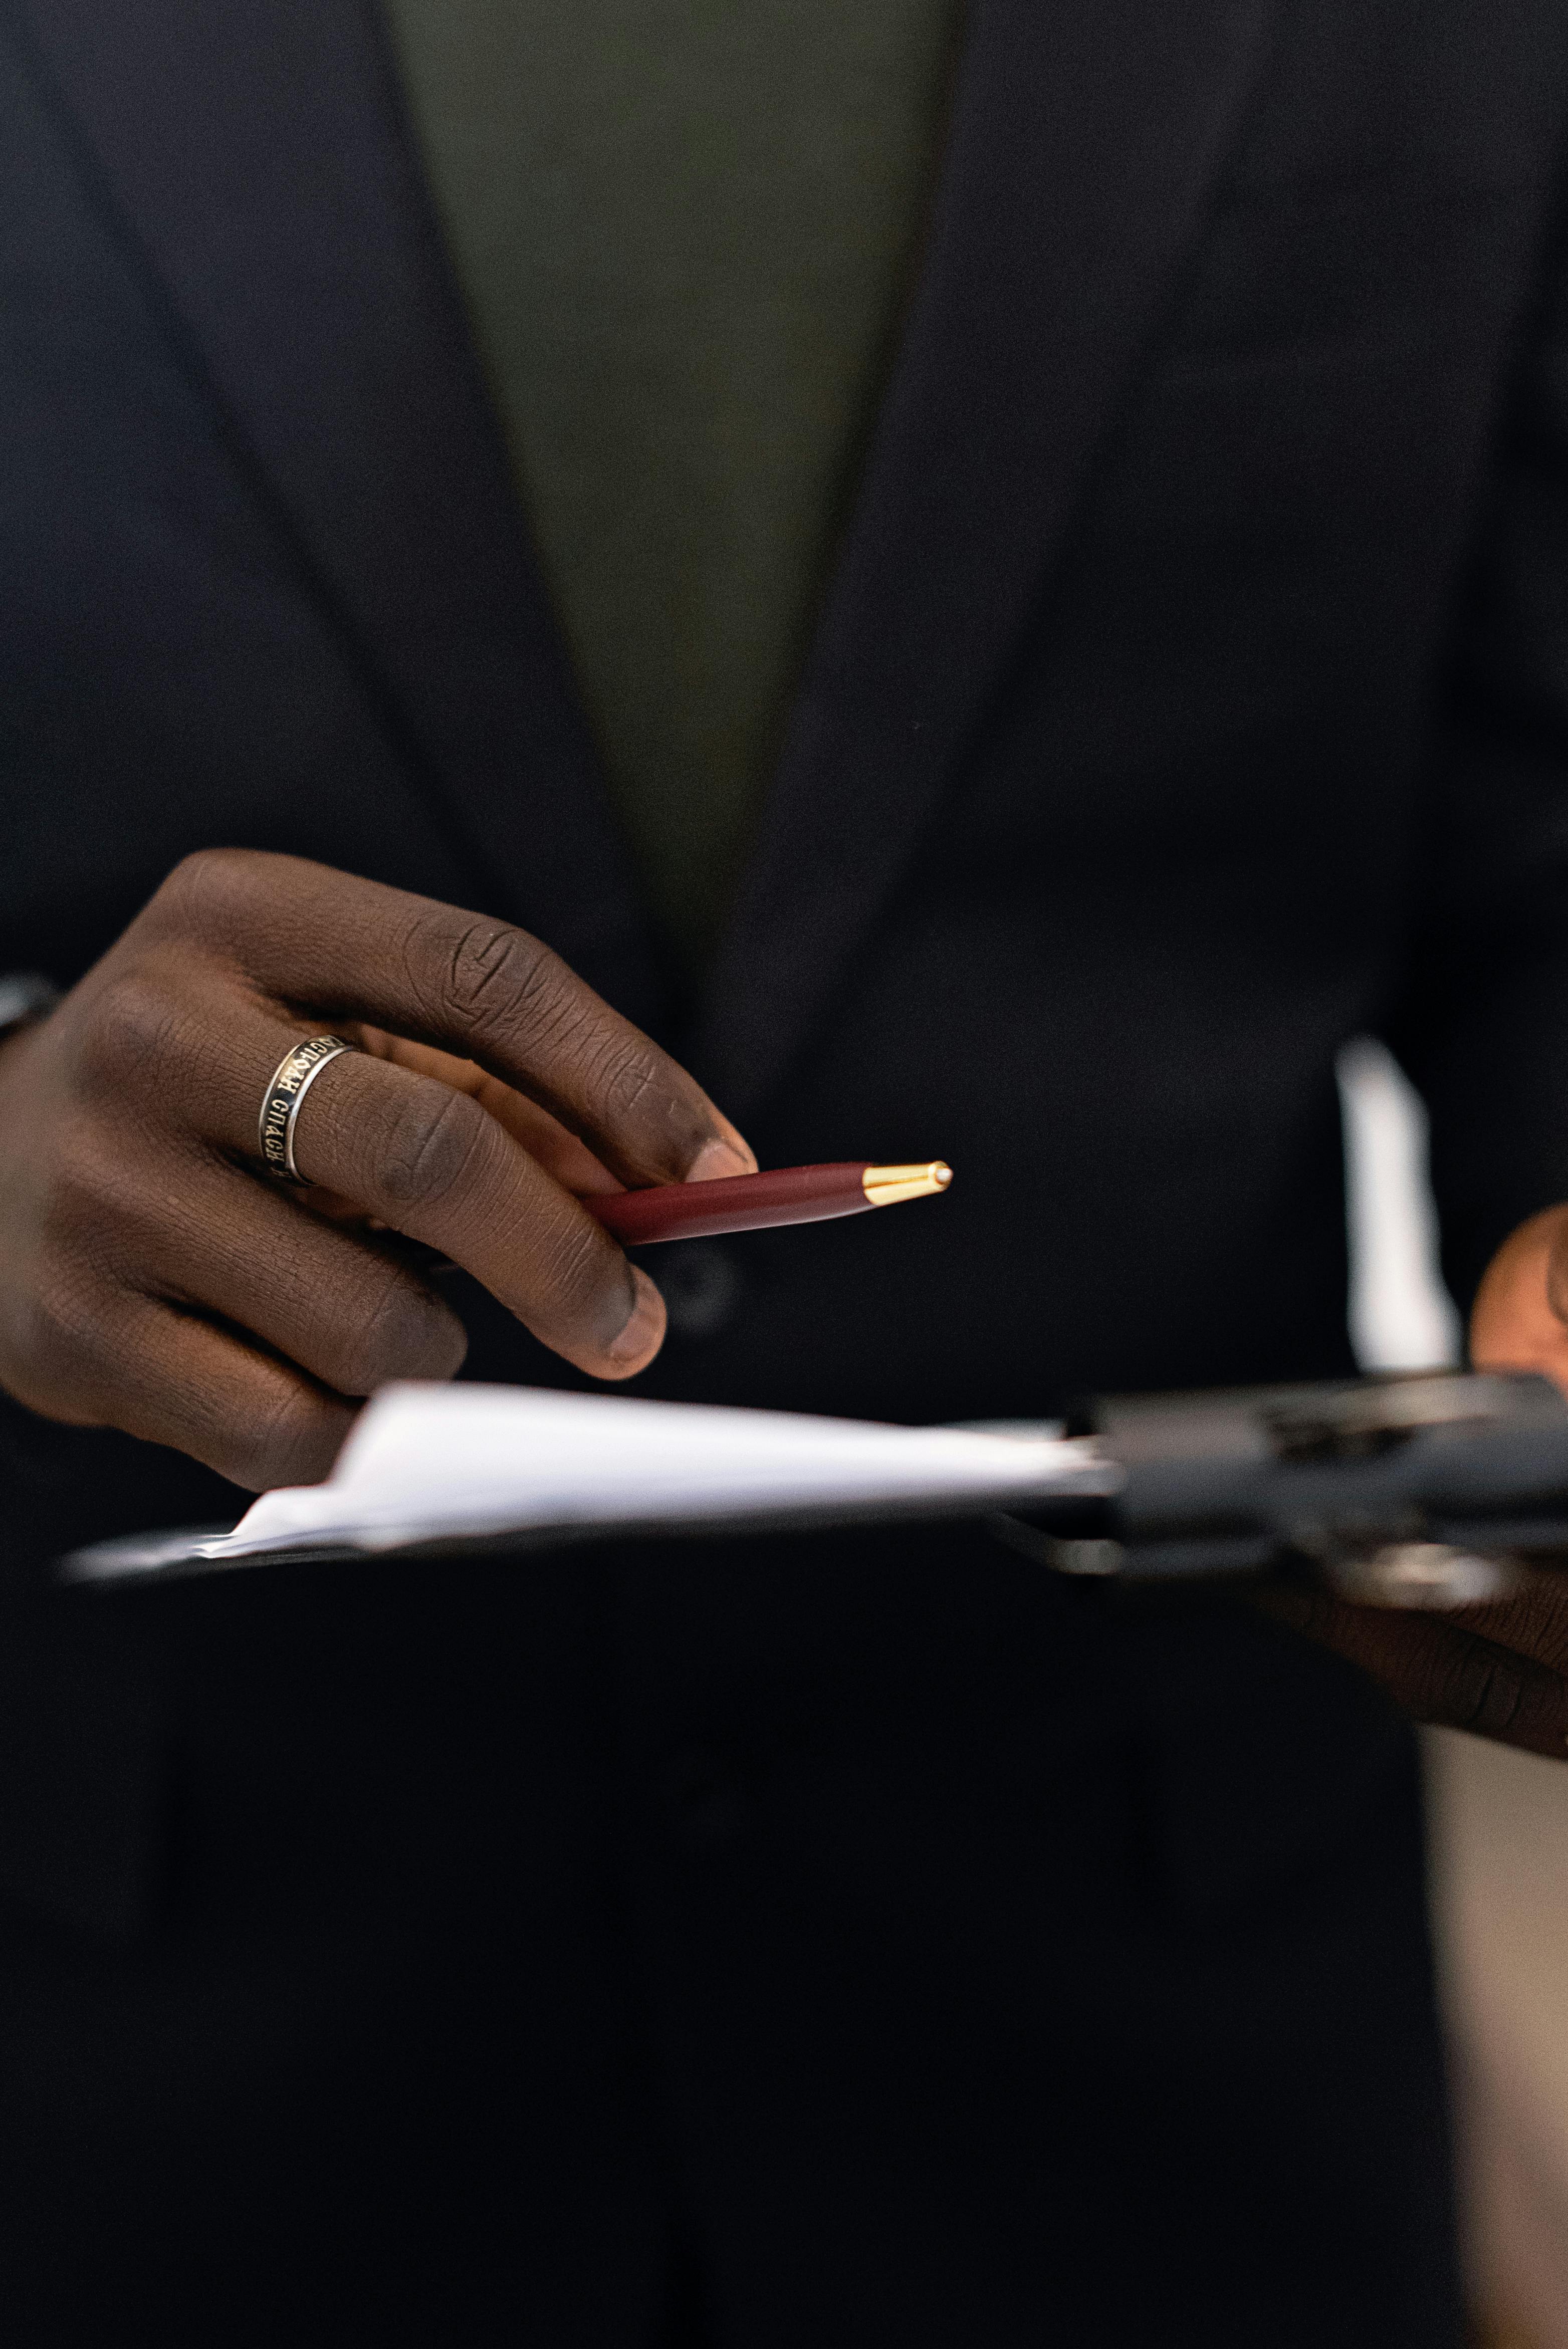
[585,1160,952,1248]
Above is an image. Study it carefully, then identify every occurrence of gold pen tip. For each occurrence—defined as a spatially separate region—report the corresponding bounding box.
[862,1160,954,1207]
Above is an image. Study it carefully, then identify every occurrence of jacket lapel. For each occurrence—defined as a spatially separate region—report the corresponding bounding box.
[9,0,659,1020]
[698,0,1279,1116]
[15,0,1277,1097]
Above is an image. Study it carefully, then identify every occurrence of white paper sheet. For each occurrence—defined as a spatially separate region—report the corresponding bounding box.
[69,1383,1118,1578]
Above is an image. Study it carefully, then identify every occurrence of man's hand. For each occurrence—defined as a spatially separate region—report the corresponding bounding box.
[1261,1203,1568,1759]
[0,852,755,1490]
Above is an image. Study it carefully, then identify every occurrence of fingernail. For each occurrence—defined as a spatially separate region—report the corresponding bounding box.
[605,1266,666,1370]
[688,1135,756,1183]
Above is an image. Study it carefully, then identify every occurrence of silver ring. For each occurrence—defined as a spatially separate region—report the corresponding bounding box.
[257,1034,356,1184]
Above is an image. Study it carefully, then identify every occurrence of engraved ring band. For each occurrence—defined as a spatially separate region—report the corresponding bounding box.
[257,1034,358,1184]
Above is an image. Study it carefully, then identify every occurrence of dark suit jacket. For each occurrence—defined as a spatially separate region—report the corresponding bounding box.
[7,0,1568,2337]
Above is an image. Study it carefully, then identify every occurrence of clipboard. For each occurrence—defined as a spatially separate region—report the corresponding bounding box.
[59,1369,1568,1611]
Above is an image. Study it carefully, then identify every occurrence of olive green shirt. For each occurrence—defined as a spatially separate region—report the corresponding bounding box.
[381,0,960,972]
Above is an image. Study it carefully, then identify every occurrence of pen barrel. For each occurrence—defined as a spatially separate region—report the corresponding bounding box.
[586,1162,873,1247]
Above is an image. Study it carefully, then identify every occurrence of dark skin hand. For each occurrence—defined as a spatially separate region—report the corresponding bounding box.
[9,854,1568,1756]
[0,850,754,1491]
[1261,1205,1568,1760]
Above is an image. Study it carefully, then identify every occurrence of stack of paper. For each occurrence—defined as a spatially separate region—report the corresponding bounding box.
[67,1382,1117,1581]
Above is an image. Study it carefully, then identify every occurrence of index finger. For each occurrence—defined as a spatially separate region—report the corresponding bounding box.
[154,851,755,1189]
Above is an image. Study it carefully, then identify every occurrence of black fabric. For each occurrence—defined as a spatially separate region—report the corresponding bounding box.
[10,0,1568,2335]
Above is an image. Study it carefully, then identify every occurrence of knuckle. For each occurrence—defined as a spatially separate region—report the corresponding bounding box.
[377,1085,491,1213]
[418,915,572,1048]
[583,1034,668,1124]
[1,1266,117,1402]
[225,1385,344,1493]
[152,847,258,933]
[5,1285,76,1385]
[42,1167,129,1290]
[334,1272,466,1393]
[80,966,200,1097]
[528,1200,626,1330]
